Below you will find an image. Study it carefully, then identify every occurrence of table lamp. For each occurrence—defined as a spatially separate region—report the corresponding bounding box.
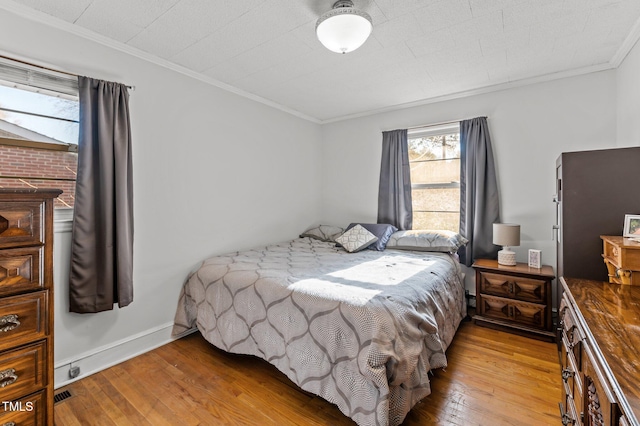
[493,223,520,266]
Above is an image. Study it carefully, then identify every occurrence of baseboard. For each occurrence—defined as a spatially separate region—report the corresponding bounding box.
[54,322,197,389]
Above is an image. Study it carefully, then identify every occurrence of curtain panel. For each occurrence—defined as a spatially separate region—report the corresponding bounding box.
[377,129,412,230]
[458,117,500,266]
[69,76,134,313]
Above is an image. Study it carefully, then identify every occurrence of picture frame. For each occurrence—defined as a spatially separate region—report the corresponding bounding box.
[528,249,541,269]
[623,214,640,238]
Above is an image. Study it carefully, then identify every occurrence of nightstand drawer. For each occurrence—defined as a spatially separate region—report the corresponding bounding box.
[0,389,46,426]
[0,341,47,403]
[478,294,547,329]
[0,202,43,250]
[0,292,47,352]
[478,271,547,303]
[0,247,43,297]
[472,259,554,341]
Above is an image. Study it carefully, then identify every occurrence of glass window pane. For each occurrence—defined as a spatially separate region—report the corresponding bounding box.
[0,85,78,120]
[0,84,78,144]
[411,187,460,212]
[0,177,75,208]
[0,110,78,144]
[408,134,460,161]
[413,211,460,232]
[0,141,77,208]
[409,159,460,185]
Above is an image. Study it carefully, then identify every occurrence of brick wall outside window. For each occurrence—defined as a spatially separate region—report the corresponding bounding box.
[0,144,77,208]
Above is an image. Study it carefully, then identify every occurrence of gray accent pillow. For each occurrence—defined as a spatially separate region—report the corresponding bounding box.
[344,223,398,251]
[386,230,468,253]
[335,224,379,253]
[300,225,344,243]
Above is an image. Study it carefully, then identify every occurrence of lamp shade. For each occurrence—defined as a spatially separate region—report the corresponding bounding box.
[493,223,520,247]
[316,1,372,54]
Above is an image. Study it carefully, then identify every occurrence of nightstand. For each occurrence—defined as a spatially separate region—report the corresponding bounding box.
[472,259,555,341]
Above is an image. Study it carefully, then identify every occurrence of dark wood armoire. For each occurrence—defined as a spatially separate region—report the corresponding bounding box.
[554,146,640,311]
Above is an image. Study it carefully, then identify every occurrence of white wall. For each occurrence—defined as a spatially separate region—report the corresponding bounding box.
[617,38,640,147]
[1,4,631,388]
[0,10,322,386]
[320,71,618,294]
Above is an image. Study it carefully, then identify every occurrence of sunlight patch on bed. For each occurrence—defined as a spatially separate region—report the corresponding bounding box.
[328,258,436,285]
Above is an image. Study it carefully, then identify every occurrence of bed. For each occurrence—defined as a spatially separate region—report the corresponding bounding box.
[172,231,467,426]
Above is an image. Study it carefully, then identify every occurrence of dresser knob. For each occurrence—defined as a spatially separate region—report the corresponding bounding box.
[561,412,574,425]
[562,367,575,382]
[558,402,574,425]
[0,368,18,388]
[0,314,20,333]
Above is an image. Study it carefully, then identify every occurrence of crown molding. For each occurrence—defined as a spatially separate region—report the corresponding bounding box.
[0,0,322,124]
[319,63,615,124]
[0,0,631,126]
[610,14,640,68]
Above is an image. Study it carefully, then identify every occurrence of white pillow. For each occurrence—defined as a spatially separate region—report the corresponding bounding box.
[335,224,378,253]
[386,230,468,253]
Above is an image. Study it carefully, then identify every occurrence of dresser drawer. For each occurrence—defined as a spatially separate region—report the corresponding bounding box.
[0,202,43,250]
[0,247,43,297]
[583,344,620,426]
[0,341,47,403]
[560,298,584,368]
[477,271,547,303]
[0,292,47,352]
[478,294,547,329]
[561,334,579,400]
[0,389,46,426]
[560,396,580,426]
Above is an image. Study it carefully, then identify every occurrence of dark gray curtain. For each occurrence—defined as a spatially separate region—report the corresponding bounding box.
[458,117,500,266]
[69,76,134,313]
[377,129,412,230]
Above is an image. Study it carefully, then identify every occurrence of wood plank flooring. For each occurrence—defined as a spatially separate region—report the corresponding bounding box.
[54,319,562,425]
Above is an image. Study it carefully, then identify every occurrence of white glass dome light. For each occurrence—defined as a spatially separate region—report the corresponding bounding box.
[316,1,373,54]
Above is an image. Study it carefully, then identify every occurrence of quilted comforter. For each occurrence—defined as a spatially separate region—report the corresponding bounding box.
[172,237,466,426]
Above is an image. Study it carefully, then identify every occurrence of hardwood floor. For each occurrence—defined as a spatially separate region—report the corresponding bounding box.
[54,320,562,425]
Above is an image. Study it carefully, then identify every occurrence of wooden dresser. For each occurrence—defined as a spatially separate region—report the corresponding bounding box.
[559,277,640,426]
[0,189,61,426]
[472,259,555,341]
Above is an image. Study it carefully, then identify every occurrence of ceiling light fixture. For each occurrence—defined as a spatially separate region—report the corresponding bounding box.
[316,0,372,54]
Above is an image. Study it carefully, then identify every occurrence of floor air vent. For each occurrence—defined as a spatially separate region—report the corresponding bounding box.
[54,390,72,404]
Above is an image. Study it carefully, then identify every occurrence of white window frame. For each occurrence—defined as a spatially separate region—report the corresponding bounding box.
[407,123,461,231]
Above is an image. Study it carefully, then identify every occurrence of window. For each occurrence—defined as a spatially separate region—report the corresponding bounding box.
[0,57,79,208]
[408,124,460,232]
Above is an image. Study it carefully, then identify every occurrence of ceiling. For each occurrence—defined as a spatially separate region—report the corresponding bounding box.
[4,0,640,122]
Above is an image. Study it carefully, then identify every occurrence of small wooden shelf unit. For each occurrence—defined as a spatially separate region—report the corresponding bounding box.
[601,235,640,285]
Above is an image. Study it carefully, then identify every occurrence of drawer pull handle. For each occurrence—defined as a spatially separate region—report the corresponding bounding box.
[0,314,20,333]
[0,368,18,388]
[558,402,574,425]
[2,422,16,426]
[562,367,575,382]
